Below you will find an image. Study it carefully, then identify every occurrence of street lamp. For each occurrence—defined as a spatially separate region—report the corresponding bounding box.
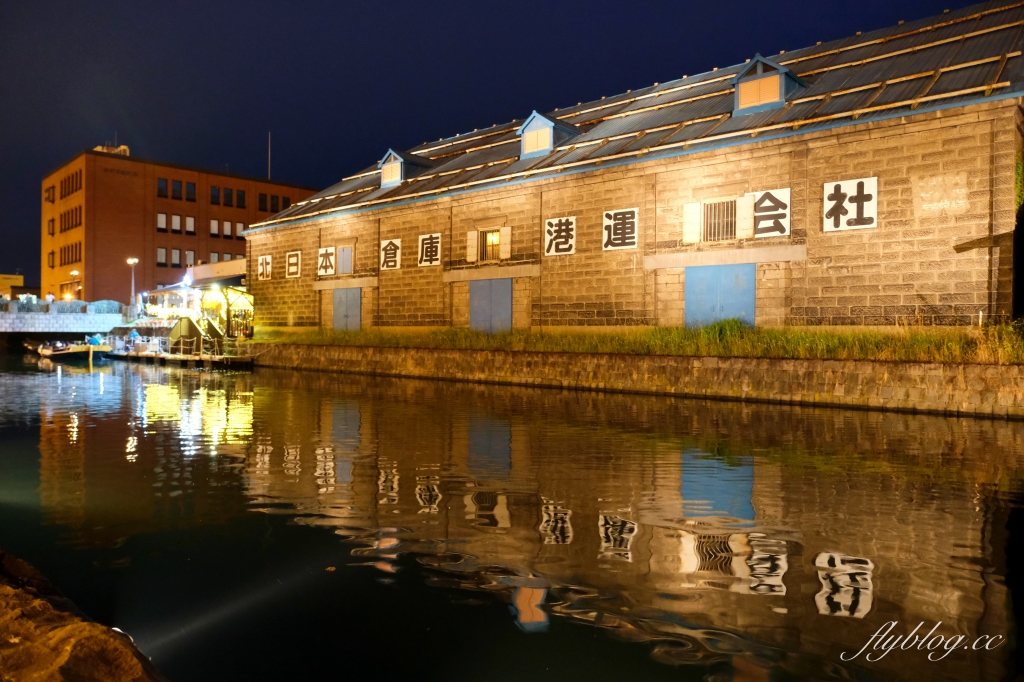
[127,258,139,304]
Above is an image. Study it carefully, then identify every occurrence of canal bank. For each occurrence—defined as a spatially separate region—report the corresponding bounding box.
[244,342,1024,419]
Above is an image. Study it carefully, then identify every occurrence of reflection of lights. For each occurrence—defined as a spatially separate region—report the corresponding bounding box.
[126,436,138,462]
[68,413,79,442]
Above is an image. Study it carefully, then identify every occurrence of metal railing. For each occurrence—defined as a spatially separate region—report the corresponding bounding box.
[703,200,736,242]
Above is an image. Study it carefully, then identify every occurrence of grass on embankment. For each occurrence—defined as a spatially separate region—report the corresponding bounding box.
[253,319,1024,365]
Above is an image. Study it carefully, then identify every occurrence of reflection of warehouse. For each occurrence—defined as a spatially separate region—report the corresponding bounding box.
[248,3,1024,332]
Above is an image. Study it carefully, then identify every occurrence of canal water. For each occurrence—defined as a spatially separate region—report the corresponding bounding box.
[0,355,1021,681]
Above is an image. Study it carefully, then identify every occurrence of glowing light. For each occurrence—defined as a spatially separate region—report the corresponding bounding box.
[182,274,192,286]
[127,257,139,266]
[126,436,138,462]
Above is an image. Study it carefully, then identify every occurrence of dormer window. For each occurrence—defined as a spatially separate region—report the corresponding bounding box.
[517,111,578,159]
[378,149,433,189]
[731,54,804,116]
[381,160,402,186]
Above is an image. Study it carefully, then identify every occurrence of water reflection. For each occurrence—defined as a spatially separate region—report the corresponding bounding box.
[5,358,1023,681]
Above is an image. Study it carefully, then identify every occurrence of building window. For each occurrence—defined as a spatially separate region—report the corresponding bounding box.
[157,178,168,198]
[210,186,220,205]
[237,190,246,208]
[157,213,168,232]
[703,200,737,242]
[381,161,402,186]
[210,219,219,237]
[47,251,55,268]
[236,223,245,239]
[282,197,290,209]
[223,188,233,207]
[186,250,195,266]
[223,253,232,261]
[738,73,781,110]
[156,247,167,266]
[186,182,196,202]
[171,248,181,267]
[171,215,181,232]
[522,128,551,155]
[210,252,219,263]
[259,193,268,211]
[480,229,501,261]
[223,221,232,238]
[270,195,279,212]
[172,180,182,200]
[186,216,195,234]
[237,253,244,260]
[44,185,55,203]
[47,218,55,236]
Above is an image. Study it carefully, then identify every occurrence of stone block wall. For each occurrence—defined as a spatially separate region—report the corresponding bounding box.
[0,312,123,334]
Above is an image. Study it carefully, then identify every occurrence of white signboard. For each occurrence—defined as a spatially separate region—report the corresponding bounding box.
[823,177,877,232]
[417,233,441,267]
[380,238,401,270]
[285,251,301,278]
[748,188,791,237]
[544,216,576,256]
[602,207,639,250]
[317,247,336,276]
[257,255,272,281]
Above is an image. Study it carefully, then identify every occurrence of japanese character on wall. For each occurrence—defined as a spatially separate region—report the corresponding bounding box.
[598,514,637,562]
[746,536,788,595]
[539,497,574,545]
[823,177,878,232]
[749,188,791,237]
[602,207,639,250]
[285,251,301,278]
[814,552,874,618]
[317,247,336,276]
[544,216,576,256]
[380,238,402,270]
[257,254,272,281]
[417,233,441,267]
[416,475,442,514]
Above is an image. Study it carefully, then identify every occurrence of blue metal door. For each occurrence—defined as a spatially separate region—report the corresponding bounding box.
[332,288,361,331]
[684,264,755,328]
[470,278,512,333]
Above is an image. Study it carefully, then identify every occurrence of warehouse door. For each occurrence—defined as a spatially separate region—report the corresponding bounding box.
[332,288,361,331]
[470,279,512,333]
[684,264,755,328]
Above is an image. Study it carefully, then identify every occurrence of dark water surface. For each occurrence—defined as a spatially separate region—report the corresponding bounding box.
[1,355,1022,681]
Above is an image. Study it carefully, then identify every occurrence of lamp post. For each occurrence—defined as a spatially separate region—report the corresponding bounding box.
[127,258,139,304]
[69,270,80,300]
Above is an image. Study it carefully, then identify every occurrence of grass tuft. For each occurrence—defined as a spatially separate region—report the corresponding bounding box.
[253,320,1024,365]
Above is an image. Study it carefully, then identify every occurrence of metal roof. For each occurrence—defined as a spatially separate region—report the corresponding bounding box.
[253,0,1024,231]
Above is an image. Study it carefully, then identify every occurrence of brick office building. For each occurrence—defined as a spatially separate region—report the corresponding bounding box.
[247,1,1024,333]
[40,145,317,302]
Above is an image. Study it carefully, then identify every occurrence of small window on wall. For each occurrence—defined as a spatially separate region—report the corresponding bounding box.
[236,223,245,239]
[703,200,737,242]
[157,213,168,232]
[237,253,244,260]
[237,190,246,208]
[185,216,195,234]
[186,182,196,202]
[259,193,268,211]
[45,186,55,203]
[47,218,55,236]
[157,247,167,266]
[210,252,219,263]
[223,188,233,207]
[210,186,220,205]
[157,178,168,198]
[223,253,232,261]
[186,250,195,266]
[339,246,353,274]
[223,221,232,238]
[47,251,55,268]
[480,229,501,261]
[270,195,279,212]
[172,180,182,200]
[282,197,291,210]
[171,249,181,267]
[171,215,181,232]
[210,219,220,237]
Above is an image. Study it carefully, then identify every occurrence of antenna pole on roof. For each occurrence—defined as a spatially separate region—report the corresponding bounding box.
[267,131,271,180]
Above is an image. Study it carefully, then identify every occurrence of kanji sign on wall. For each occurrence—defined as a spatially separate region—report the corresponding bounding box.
[823,177,878,232]
[602,207,639,250]
[380,239,401,270]
[544,216,576,256]
[749,188,791,237]
[418,233,441,267]
[285,251,301,278]
[257,255,272,281]
[317,247,336,276]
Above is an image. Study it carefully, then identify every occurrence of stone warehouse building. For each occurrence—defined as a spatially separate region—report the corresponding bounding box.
[246,1,1024,333]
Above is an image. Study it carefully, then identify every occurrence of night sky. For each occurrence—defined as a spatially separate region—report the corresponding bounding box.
[1,0,950,284]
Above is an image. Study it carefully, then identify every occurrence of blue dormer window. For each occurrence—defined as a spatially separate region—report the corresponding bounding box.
[379,151,403,188]
[516,111,578,159]
[378,149,433,188]
[731,54,805,116]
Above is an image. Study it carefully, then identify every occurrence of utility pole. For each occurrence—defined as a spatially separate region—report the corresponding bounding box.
[268,131,272,179]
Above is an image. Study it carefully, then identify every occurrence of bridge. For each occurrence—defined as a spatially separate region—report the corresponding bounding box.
[0,300,125,344]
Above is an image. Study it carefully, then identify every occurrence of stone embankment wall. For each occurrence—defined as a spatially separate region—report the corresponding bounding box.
[245,343,1024,419]
[0,309,123,333]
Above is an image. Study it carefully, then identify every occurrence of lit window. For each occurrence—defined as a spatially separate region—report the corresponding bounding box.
[480,229,501,261]
[157,213,167,231]
[523,128,550,155]
[185,216,195,233]
[157,247,167,266]
[171,215,181,232]
[381,162,401,185]
[738,74,780,109]
[210,252,219,263]
[223,221,232,238]
[186,250,195,266]
[210,219,219,237]
[223,253,232,261]
[236,223,245,239]
[171,249,181,267]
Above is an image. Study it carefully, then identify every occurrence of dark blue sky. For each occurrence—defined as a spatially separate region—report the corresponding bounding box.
[1,0,949,284]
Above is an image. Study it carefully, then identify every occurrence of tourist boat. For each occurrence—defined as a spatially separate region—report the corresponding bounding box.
[37,339,111,360]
